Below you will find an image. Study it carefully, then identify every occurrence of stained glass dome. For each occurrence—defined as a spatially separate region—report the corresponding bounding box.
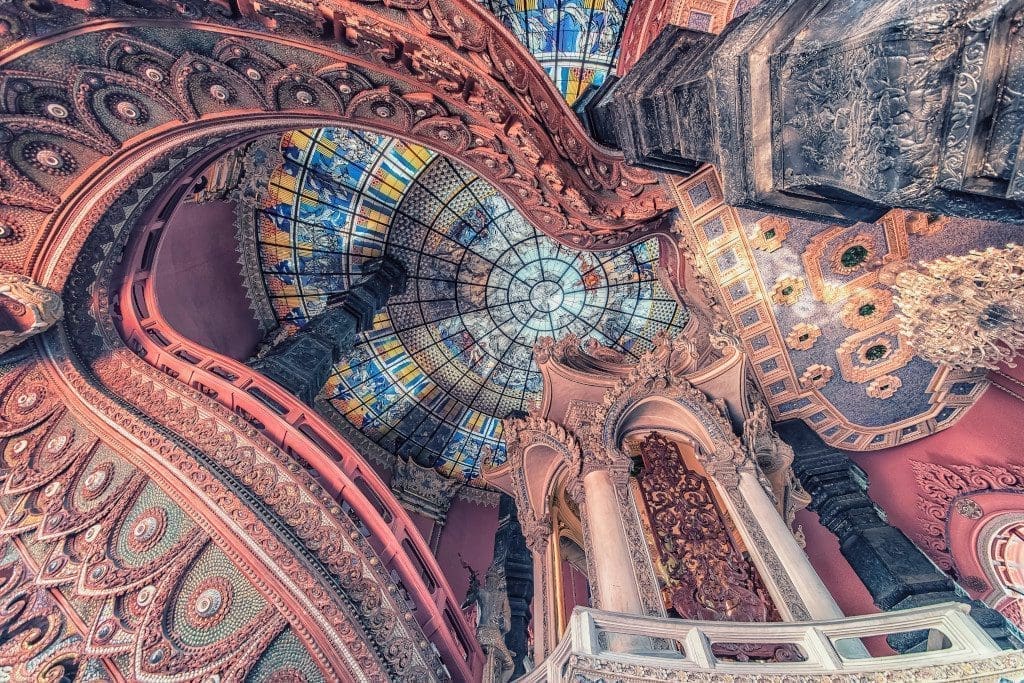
[480,0,632,104]
[256,127,689,479]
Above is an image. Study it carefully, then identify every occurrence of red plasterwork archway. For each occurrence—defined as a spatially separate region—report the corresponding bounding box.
[3,9,671,295]
[105,141,487,680]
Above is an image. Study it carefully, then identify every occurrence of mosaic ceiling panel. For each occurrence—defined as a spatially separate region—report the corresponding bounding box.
[481,0,632,104]
[669,168,1019,451]
[256,128,688,479]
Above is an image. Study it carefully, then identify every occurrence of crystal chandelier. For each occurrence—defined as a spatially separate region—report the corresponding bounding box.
[884,244,1024,370]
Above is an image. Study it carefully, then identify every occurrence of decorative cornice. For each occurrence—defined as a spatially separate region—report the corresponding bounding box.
[233,135,284,335]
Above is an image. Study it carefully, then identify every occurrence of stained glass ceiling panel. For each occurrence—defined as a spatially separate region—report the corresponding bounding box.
[481,0,632,104]
[256,127,689,480]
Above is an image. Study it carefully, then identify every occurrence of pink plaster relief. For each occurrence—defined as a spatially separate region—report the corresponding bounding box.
[851,382,1024,553]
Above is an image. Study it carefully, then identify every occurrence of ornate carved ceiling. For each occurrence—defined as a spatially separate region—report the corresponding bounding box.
[0,3,671,291]
[249,127,689,479]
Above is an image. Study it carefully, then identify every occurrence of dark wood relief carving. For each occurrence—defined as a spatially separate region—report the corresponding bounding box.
[635,432,801,662]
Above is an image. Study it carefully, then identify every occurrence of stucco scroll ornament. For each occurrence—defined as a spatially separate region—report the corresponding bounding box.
[598,342,750,490]
[709,315,742,354]
[741,402,794,476]
[0,275,63,355]
[532,336,556,365]
[502,414,583,475]
[519,513,552,556]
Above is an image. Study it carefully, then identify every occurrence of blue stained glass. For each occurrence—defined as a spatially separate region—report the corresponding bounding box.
[257,127,688,480]
[481,0,633,104]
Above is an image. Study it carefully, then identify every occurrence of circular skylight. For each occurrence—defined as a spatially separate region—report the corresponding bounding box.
[256,127,689,479]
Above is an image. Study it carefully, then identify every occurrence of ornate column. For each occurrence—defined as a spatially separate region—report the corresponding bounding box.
[579,461,644,617]
[0,274,63,355]
[781,420,1022,651]
[593,2,1024,225]
[250,257,406,404]
[723,463,846,621]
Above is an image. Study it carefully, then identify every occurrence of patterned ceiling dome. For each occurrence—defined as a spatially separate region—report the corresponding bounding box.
[256,128,688,479]
[480,0,633,104]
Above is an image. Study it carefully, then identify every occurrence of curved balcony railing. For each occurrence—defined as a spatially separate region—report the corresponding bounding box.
[115,210,484,682]
[521,603,1022,681]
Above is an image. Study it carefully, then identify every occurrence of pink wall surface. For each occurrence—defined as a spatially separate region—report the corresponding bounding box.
[408,510,436,548]
[852,366,1024,557]
[797,368,1024,647]
[152,200,264,361]
[434,496,500,604]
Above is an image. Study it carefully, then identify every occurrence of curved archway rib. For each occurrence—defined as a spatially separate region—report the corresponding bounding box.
[0,4,670,277]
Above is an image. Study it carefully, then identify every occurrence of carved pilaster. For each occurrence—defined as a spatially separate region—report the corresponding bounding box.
[0,274,63,356]
[390,458,461,523]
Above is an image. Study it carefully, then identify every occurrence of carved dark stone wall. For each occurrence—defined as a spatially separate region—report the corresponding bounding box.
[598,1,1024,224]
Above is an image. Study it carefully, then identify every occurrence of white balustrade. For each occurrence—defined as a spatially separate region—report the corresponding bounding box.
[519,602,1024,681]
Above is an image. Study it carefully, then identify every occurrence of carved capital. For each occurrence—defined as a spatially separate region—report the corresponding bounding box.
[390,458,461,522]
[521,514,552,555]
[704,453,743,490]
[579,445,632,480]
[0,274,63,355]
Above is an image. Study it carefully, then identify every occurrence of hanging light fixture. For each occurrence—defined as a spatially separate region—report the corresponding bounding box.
[882,244,1024,370]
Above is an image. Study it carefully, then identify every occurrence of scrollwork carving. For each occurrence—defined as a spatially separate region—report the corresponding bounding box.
[0,7,669,263]
[635,432,777,623]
